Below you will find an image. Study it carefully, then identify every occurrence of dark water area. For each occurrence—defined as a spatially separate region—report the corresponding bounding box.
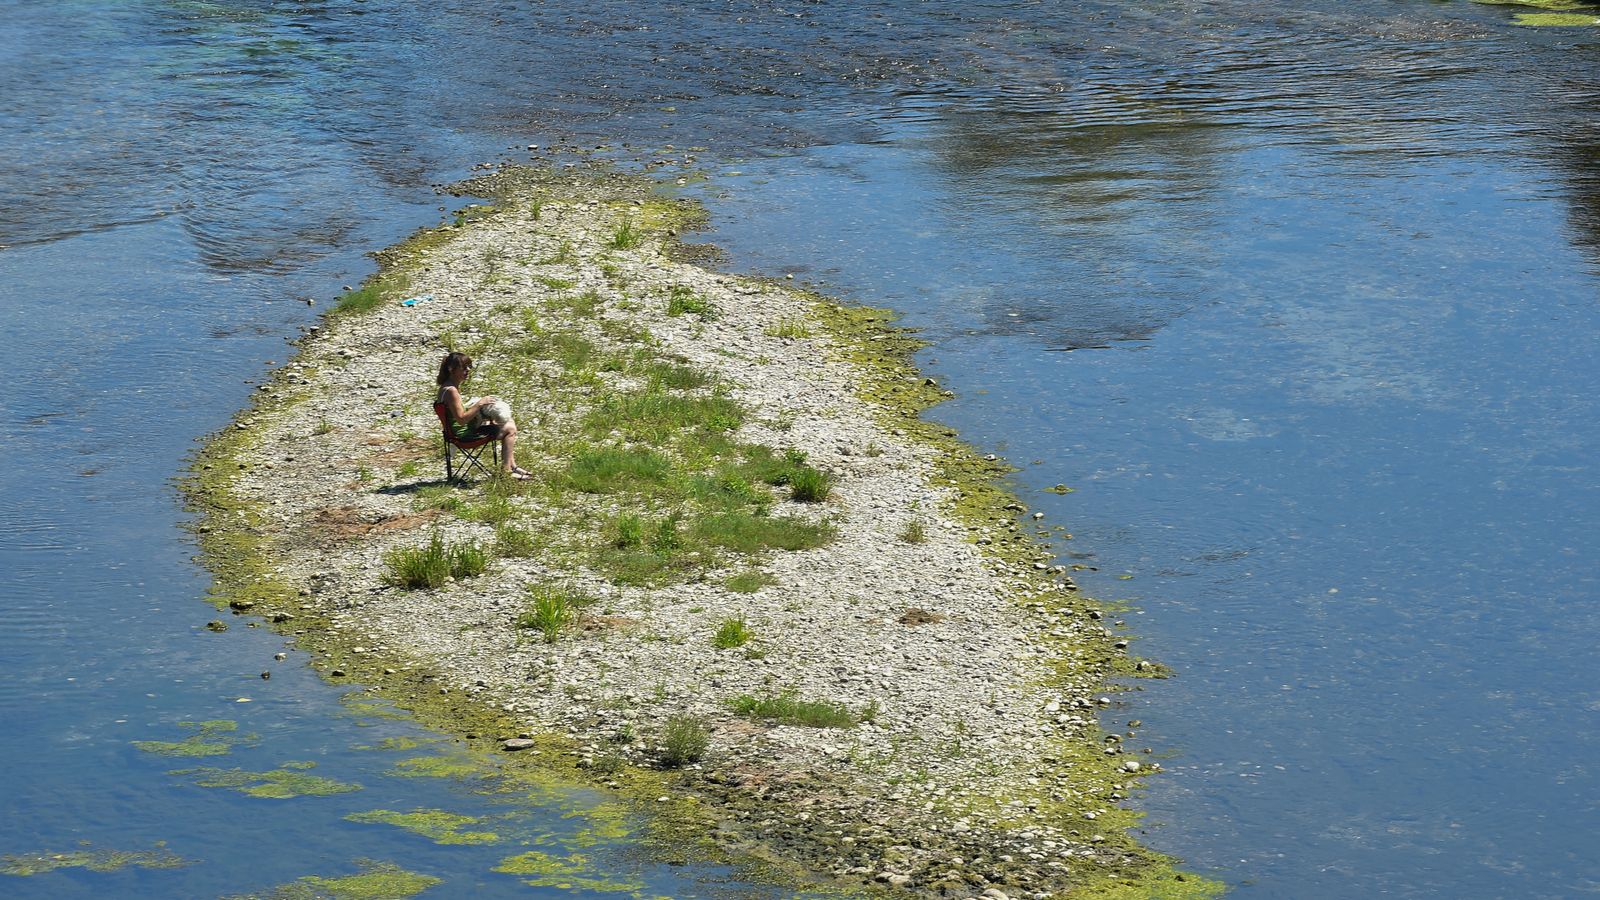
[3,0,1598,897]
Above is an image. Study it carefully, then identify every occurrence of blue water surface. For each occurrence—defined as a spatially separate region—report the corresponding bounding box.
[2,0,1597,897]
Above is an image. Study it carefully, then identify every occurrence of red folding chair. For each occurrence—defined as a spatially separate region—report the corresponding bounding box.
[433,402,500,482]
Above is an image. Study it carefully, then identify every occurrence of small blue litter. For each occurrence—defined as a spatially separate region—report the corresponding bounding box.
[399,294,435,307]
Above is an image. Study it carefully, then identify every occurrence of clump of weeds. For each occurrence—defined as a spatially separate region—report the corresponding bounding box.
[384,532,490,589]
[712,617,752,649]
[658,716,709,767]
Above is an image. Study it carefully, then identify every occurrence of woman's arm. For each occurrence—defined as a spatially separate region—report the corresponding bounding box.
[439,386,478,423]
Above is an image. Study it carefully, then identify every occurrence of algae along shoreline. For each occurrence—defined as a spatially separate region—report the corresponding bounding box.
[185,166,1220,899]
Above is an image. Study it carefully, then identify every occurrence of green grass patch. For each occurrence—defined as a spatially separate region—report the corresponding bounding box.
[1474,0,1591,7]
[545,289,603,318]
[724,570,775,593]
[687,468,771,513]
[592,547,676,585]
[596,316,655,346]
[738,446,811,487]
[495,524,543,558]
[690,511,832,554]
[593,512,703,584]
[666,285,717,320]
[1514,11,1600,23]
[333,281,392,316]
[460,494,515,526]
[586,387,743,442]
[899,519,927,543]
[540,239,576,265]
[564,446,673,494]
[729,690,865,728]
[712,617,752,649]
[511,328,600,371]
[449,541,489,578]
[412,484,466,515]
[631,356,711,389]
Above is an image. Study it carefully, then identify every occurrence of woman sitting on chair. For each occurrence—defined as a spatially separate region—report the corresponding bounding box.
[436,351,531,479]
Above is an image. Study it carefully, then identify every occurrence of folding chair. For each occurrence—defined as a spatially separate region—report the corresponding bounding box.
[433,402,500,482]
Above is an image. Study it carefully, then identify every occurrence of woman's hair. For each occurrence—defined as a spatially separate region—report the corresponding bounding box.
[437,351,473,385]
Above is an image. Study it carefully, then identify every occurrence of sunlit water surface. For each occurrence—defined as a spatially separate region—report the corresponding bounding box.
[2,1,1597,897]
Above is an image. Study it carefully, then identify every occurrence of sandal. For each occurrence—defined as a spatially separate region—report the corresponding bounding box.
[509,466,534,481]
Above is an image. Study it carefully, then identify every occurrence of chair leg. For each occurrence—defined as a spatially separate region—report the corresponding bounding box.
[444,441,495,483]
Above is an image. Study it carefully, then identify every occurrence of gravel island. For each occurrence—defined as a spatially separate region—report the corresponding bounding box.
[188,167,1216,899]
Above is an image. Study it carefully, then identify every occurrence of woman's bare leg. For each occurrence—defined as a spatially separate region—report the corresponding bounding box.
[500,420,519,473]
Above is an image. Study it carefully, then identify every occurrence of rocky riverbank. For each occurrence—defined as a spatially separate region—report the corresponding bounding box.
[187,166,1216,899]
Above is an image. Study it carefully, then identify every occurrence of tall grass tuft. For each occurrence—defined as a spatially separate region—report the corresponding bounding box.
[448,541,489,578]
[611,218,642,250]
[519,583,587,643]
[899,519,926,544]
[385,532,489,589]
[612,513,645,548]
[659,716,709,768]
[712,617,752,649]
[788,467,833,503]
[651,513,682,553]
[763,319,811,339]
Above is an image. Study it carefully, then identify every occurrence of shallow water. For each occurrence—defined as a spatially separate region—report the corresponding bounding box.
[3,0,1598,897]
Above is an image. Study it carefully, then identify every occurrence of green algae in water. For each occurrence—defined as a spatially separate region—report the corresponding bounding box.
[223,859,440,900]
[1,842,187,877]
[344,808,500,845]
[492,850,645,893]
[352,735,432,753]
[388,753,488,780]
[171,761,362,799]
[1073,866,1228,899]
[339,693,410,723]
[562,801,634,847]
[1514,11,1600,22]
[133,719,257,758]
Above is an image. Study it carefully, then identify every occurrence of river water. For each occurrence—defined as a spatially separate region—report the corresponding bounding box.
[2,1,1597,897]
